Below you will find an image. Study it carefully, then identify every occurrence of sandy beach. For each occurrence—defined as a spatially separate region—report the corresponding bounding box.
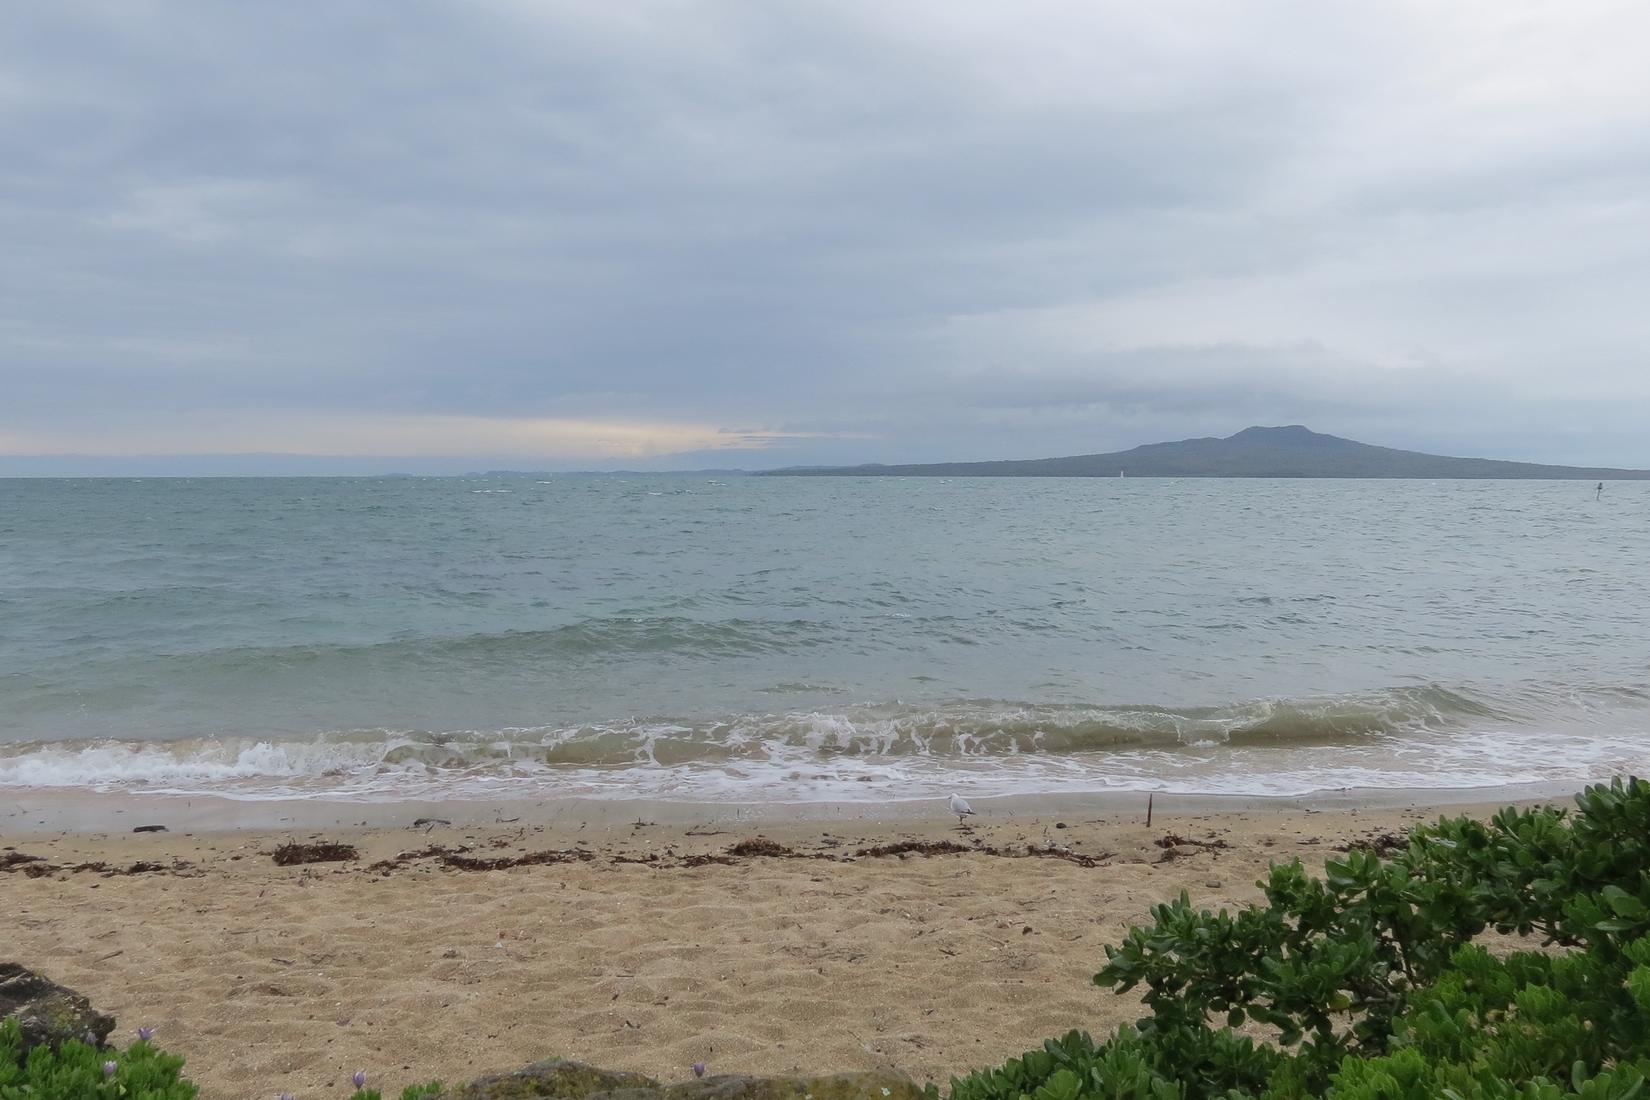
[0,792,1520,1100]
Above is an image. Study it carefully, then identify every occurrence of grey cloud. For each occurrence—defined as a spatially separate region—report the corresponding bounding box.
[3,2,1650,472]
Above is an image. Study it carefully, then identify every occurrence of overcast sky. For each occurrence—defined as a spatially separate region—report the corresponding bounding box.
[4,1,1649,474]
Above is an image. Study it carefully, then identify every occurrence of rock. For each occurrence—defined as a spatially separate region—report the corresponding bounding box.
[442,1058,659,1099]
[0,963,116,1052]
[662,1070,927,1100]
[438,1059,926,1100]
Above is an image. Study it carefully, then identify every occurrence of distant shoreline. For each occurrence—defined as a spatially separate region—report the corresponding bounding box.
[761,471,1650,479]
[758,425,1650,479]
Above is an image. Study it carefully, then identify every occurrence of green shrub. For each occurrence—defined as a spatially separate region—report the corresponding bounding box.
[0,1019,198,1100]
[0,1017,445,1100]
[948,776,1650,1100]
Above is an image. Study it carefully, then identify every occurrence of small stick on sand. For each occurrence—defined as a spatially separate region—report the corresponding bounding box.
[1146,793,1154,828]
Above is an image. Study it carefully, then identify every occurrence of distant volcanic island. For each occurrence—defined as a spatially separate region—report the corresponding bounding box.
[759,425,1650,479]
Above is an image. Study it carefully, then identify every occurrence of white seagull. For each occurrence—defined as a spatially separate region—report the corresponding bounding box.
[948,794,976,825]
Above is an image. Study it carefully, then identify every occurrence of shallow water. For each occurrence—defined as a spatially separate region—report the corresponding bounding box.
[1,475,1646,802]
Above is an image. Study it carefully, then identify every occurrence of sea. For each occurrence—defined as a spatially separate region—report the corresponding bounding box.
[1,475,1646,807]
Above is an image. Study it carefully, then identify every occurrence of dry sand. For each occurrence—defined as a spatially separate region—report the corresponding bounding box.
[1,796,1512,1099]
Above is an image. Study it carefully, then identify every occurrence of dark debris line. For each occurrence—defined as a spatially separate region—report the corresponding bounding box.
[353,837,1118,873]
[1,831,1141,881]
[0,851,193,878]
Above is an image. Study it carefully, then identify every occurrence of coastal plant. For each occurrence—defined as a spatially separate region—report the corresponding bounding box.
[948,776,1650,1100]
[0,1020,198,1099]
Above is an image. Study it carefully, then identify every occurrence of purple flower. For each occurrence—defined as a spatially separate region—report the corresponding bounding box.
[103,1061,118,1077]
[692,1063,706,1078]
[137,1026,155,1042]
[353,1071,368,1089]
[279,1094,295,1100]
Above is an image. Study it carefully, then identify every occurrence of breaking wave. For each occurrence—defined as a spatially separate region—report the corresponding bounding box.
[4,685,1644,802]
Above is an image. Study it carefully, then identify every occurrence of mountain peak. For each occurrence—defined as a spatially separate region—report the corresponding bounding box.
[1228,424,1326,442]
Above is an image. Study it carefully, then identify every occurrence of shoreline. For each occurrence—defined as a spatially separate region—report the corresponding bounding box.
[0,778,1586,835]
[1,789,1576,1099]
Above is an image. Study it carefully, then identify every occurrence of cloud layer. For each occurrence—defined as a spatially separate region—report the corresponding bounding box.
[4,1,1649,471]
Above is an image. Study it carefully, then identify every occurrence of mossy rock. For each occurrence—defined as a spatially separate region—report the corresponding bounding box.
[661,1069,926,1100]
[439,1059,925,1100]
[0,962,116,1053]
[440,1058,660,1100]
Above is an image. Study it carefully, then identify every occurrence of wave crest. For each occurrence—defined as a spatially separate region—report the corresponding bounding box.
[0,684,1544,800]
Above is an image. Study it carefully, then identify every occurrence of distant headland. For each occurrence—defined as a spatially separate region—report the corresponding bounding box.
[758,425,1650,479]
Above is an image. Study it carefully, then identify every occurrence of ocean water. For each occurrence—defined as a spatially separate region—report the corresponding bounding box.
[1,475,1646,805]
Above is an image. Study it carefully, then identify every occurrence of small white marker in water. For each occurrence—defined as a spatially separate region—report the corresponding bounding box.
[949,794,976,825]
